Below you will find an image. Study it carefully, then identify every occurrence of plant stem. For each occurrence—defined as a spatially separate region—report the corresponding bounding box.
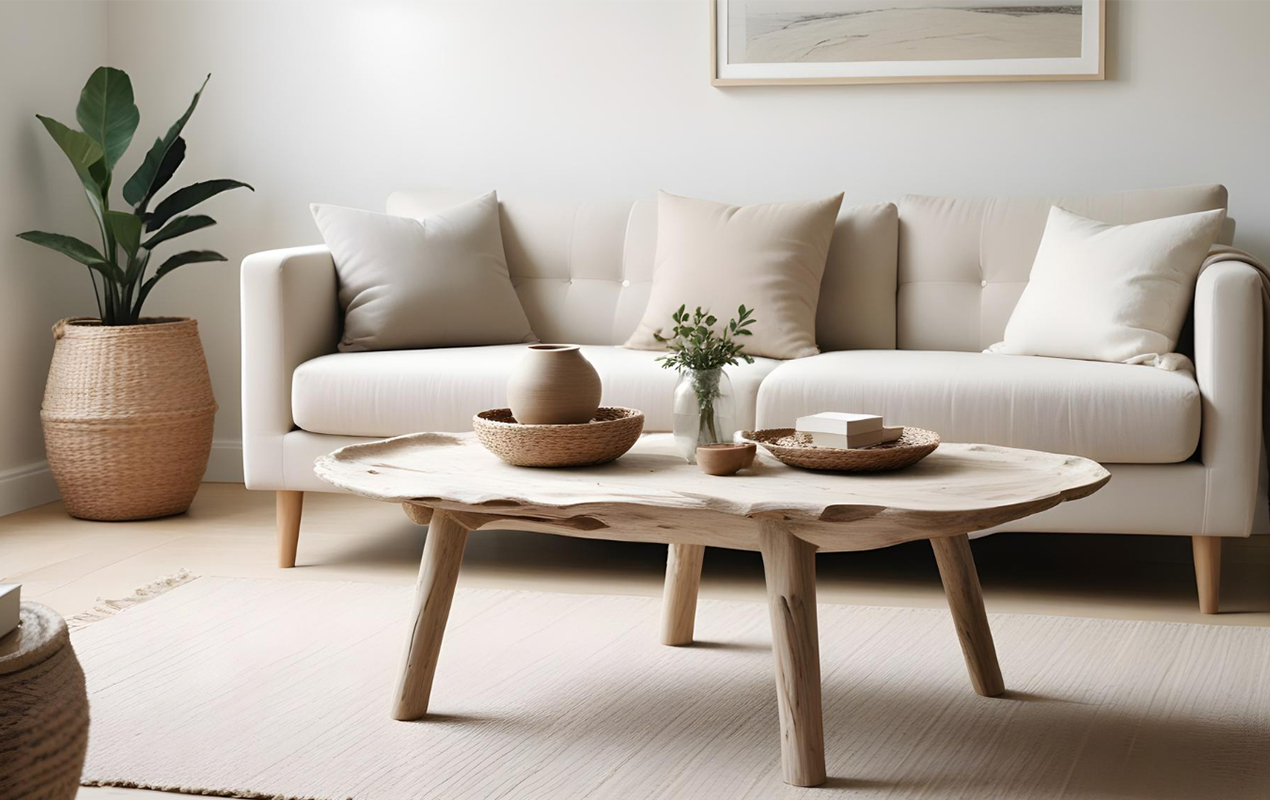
[86,267,104,320]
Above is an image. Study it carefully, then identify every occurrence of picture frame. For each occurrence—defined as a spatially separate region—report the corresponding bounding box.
[711,0,1105,86]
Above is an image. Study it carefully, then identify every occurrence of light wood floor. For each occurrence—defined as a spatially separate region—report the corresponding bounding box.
[1,482,1267,798]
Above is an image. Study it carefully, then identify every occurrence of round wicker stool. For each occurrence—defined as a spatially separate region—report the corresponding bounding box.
[0,603,89,800]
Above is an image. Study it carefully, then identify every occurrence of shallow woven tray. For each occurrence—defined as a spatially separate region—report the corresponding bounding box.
[473,407,645,467]
[740,427,940,472]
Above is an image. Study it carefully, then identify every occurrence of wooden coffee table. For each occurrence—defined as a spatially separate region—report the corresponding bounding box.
[316,433,1108,787]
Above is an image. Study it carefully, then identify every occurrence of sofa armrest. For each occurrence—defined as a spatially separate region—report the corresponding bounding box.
[1194,260,1264,536]
[240,245,340,489]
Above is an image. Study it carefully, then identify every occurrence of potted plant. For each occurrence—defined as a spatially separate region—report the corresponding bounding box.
[18,67,252,520]
[655,304,756,461]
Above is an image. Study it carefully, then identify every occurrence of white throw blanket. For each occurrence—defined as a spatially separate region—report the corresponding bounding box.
[1134,245,1270,370]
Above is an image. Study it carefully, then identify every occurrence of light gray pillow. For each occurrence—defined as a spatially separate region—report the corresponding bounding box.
[311,191,536,352]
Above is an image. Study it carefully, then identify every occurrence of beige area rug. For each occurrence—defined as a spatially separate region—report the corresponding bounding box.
[71,577,1270,800]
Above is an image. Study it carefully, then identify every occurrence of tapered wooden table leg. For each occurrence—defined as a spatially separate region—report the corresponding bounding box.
[393,509,469,721]
[661,543,705,646]
[930,533,1005,697]
[758,522,826,787]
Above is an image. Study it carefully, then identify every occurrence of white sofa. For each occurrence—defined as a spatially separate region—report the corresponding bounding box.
[241,184,1267,612]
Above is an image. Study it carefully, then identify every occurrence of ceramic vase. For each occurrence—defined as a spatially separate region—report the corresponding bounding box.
[506,344,602,424]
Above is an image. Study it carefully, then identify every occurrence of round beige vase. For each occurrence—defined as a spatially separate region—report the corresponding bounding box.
[41,317,218,521]
[506,344,602,424]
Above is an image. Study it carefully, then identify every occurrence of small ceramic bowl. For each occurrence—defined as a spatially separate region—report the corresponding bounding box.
[696,443,757,476]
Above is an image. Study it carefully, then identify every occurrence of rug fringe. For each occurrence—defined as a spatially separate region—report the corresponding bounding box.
[67,569,199,631]
[80,778,343,800]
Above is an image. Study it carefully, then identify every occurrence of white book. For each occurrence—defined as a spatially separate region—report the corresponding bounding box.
[0,584,19,642]
[811,426,903,449]
[795,412,883,437]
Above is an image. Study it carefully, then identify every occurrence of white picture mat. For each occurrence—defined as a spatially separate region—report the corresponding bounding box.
[715,0,1102,82]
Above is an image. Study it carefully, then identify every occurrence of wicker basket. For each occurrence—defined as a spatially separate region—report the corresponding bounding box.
[0,603,89,800]
[741,427,941,472]
[473,407,644,467]
[41,317,217,521]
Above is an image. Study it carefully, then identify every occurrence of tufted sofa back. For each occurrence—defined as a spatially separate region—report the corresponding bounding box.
[388,185,1231,355]
[896,184,1231,352]
[387,189,899,351]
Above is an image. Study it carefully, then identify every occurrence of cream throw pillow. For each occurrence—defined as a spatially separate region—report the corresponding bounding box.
[990,206,1226,363]
[311,192,536,352]
[624,191,844,360]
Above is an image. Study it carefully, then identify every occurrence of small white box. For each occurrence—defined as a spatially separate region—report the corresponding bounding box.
[795,412,883,437]
[810,425,903,449]
[0,584,19,641]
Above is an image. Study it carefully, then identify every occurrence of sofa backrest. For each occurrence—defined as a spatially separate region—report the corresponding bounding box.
[389,185,1232,355]
[387,190,899,351]
[896,184,1230,352]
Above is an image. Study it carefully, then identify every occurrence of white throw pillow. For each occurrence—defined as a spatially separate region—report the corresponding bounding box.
[990,206,1226,363]
[311,192,536,352]
[624,191,843,360]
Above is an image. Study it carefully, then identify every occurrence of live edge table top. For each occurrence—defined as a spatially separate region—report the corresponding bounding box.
[315,433,1109,553]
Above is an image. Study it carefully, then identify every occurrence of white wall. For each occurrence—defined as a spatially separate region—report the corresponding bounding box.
[0,1,107,514]
[8,1,1270,505]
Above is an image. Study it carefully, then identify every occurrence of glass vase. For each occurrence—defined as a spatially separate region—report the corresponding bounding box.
[672,367,736,462]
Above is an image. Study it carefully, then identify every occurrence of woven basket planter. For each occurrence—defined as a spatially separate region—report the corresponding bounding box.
[41,317,217,521]
[0,603,89,799]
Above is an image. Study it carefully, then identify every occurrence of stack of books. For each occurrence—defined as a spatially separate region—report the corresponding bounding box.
[795,412,902,449]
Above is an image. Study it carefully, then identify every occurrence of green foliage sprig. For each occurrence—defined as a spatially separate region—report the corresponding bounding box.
[653,304,756,372]
[17,67,253,325]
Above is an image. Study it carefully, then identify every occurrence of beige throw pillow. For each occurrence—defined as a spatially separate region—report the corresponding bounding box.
[990,206,1226,363]
[624,191,844,360]
[311,192,536,352]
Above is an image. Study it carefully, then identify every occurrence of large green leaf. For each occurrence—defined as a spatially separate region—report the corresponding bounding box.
[123,74,209,211]
[132,249,226,315]
[105,210,142,258]
[151,249,226,280]
[16,231,121,280]
[153,136,186,197]
[36,115,104,196]
[140,213,215,250]
[146,179,253,231]
[76,67,139,171]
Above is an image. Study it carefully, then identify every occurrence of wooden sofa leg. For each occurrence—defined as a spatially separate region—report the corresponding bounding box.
[277,491,304,568]
[1192,536,1222,614]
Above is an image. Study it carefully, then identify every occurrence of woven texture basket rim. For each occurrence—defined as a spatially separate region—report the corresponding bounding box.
[0,603,68,676]
[741,427,941,472]
[55,316,198,338]
[473,407,645,467]
[475,406,643,429]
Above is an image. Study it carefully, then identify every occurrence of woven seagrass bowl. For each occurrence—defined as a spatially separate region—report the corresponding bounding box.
[740,427,940,472]
[473,407,645,467]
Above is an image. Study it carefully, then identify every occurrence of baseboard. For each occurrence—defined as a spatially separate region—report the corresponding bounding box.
[204,439,244,483]
[0,460,59,517]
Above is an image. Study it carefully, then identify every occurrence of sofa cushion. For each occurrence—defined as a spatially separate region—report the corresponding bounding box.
[293,345,780,438]
[312,193,536,352]
[897,184,1229,352]
[624,191,843,359]
[755,350,1200,464]
[993,206,1226,363]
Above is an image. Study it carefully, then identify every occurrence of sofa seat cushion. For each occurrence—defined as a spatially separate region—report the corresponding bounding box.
[293,345,780,438]
[756,350,1200,464]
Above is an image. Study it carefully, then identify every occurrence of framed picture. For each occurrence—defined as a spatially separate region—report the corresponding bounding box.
[711,0,1105,86]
